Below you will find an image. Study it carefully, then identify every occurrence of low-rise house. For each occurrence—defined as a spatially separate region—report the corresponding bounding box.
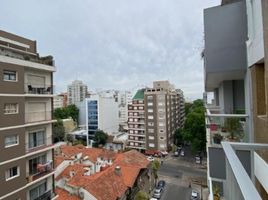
[55,145,154,200]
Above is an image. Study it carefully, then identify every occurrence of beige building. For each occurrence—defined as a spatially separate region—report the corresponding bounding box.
[127,81,185,152]
[0,30,57,200]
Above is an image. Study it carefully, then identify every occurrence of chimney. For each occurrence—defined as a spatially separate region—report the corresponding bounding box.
[115,166,121,176]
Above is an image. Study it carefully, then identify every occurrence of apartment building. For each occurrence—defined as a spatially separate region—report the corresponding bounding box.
[0,30,57,199]
[204,0,268,199]
[53,93,67,110]
[67,80,88,105]
[127,89,146,151]
[78,93,119,143]
[144,81,184,151]
[118,91,132,125]
[127,81,185,152]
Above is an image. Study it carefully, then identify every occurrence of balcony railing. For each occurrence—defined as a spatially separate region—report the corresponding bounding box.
[27,160,53,183]
[25,137,53,154]
[25,111,52,123]
[0,47,55,66]
[205,107,248,146]
[215,142,268,200]
[25,83,54,95]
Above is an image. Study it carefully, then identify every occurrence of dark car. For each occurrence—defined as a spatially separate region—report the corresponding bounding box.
[157,180,166,189]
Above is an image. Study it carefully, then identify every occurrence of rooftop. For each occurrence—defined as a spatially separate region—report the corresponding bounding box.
[133,89,145,100]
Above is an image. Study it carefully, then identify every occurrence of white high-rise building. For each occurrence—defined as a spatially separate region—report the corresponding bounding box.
[78,92,119,144]
[67,80,88,105]
[118,91,133,125]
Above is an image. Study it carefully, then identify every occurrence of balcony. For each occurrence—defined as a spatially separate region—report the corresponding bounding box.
[205,107,248,146]
[25,83,54,95]
[34,190,54,200]
[25,136,53,154]
[0,46,54,66]
[27,160,54,183]
[208,142,268,200]
[25,111,52,123]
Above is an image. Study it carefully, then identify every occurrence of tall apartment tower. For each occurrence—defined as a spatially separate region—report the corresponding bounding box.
[144,81,184,151]
[127,89,146,151]
[67,80,88,105]
[0,30,57,199]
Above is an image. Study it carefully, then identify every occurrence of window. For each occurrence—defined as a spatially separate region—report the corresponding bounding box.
[129,130,133,134]
[29,155,46,175]
[160,137,165,140]
[147,96,153,100]
[159,122,164,126]
[5,166,20,181]
[148,109,153,113]
[149,143,155,147]
[148,102,153,106]
[148,129,154,133]
[138,106,143,110]
[148,115,154,120]
[4,103,18,114]
[29,130,45,149]
[29,182,47,200]
[149,136,155,140]
[3,70,17,81]
[148,122,154,126]
[5,135,19,147]
[158,102,164,106]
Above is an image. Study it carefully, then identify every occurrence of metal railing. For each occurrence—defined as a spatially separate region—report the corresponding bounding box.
[220,142,268,200]
[25,83,54,95]
[25,111,52,123]
[205,107,248,146]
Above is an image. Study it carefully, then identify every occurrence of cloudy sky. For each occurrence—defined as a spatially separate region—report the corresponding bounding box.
[0,0,219,100]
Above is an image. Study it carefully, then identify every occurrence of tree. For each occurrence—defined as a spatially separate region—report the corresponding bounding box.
[151,160,160,183]
[174,128,184,146]
[134,191,149,200]
[93,130,108,147]
[68,104,79,122]
[184,102,193,117]
[53,120,65,143]
[53,105,79,122]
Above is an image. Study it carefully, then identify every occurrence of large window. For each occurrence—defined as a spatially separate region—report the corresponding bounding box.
[4,103,18,114]
[29,182,47,200]
[3,70,17,81]
[5,135,19,147]
[5,166,20,181]
[29,155,46,175]
[29,130,45,149]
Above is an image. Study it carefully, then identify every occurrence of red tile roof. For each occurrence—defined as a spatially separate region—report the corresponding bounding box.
[55,188,80,200]
[56,146,150,200]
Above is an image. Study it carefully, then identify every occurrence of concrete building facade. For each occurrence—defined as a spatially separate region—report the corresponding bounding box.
[127,81,185,152]
[67,80,88,105]
[0,30,57,200]
[204,0,268,199]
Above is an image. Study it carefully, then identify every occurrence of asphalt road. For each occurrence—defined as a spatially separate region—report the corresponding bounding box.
[152,146,207,200]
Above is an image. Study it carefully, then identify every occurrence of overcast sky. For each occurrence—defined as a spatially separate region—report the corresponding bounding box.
[0,0,220,100]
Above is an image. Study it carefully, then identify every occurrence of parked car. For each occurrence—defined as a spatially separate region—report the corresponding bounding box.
[147,156,155,162]
[177,145,183,151]
[150,198,158,200]
[153,187,163,199]
[191,190,198,200]
[160,151,168,156]
[174,151,179,157]
[180,150,185,157]
[157,180,166,189]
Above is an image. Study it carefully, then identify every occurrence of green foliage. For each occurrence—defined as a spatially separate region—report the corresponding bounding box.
[152,160,160,179]
[134,190,149,200]
[174,128,184,146]
[224,118,241,139]
[93,130,108,147]
[53,119,65,143]
[73,139,87,146]
[184,102,193,116]
[53,104,79,122]
[179,99,206,153]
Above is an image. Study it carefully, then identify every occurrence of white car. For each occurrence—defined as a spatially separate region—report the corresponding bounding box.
[147,156,155,162]
[180,150,185,156]
[150,198,158,200]
[191,190,198,200]
[195,156,201,164]
[160,151,168,156]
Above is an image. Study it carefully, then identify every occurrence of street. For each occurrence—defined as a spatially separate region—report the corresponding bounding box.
[153,146,207,200]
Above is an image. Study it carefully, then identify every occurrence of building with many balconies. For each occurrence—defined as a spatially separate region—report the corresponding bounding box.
[0,30,57,200]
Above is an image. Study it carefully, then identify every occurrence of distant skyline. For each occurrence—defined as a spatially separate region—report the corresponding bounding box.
[0,0,220,100]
